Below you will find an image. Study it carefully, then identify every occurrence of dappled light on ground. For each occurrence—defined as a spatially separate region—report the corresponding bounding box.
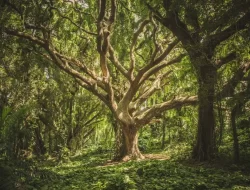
[2,152,249,190]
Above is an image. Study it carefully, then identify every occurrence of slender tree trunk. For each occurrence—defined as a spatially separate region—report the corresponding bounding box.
[34,127,46,155]
[193,65,217,161]
[217,100,224,146]
[121,124,144,161]
[161,119,167,149]
[231,105,240,163]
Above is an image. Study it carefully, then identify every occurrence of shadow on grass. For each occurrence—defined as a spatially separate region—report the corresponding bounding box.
[32,153,250,190]
[6,152,250,190]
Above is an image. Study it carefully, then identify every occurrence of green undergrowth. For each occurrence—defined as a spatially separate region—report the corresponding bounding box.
[1,151,250,190]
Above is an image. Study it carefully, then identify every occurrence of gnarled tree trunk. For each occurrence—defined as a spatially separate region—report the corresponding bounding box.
[112,121,126,161]
[121,124,144,161]
[193,65,217,161]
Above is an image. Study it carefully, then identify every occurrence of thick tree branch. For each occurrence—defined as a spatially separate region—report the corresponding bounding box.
[97,0,106,21]
[216,52,237,68]
[109,0,116,23]
[135,96,198,126]
[96,0,117,110]
[217,61,250,99]
[139,54,185,86]
[108,45,130,80]
[4,28,46,47]
[158,12,194,46]
[131,71,172,110]
[207,11,250,50]
[76,79,114,112]
[205,2,250,34]
[135,39,180,87]
[152,38,180,65]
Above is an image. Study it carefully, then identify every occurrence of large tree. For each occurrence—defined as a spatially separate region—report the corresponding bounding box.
[0,0,198,160]
[147,0,250,161]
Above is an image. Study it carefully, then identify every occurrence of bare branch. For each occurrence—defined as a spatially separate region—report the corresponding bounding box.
[135,96,198,126]
[76,79,114,112]
[131,71,172,110]
[96,0,117,109]
[129,19,150,80]
[132,38,180,92]
[139,54,185,86]
[152,38,179,65]
[4,28,46,47]
[108,45,130,80]
[5,30,102,91]
[46,49,95,86]
[51,6,97,36]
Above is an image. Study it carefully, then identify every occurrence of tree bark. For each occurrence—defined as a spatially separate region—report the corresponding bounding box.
[217,100,224,146]
[193,65,217,161]
[121,124,144,161]
[231,105,240,163]
[112,121,127,161]
[34,127,46,155]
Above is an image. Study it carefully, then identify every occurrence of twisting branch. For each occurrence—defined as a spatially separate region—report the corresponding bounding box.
[117,37,181,112]
[131,71,172,110]
[108,45,130,80]
[96,0,117,110]
[4,28,46,47]
[138,52,184,86]
[151,38,179,65]
[53,51,99,81]
[46,48,95,86]
[3,28,114,105]
[129,19,150,80]
[97,0,113,81]
[76,79,114,112]
[217,61,250,99]
[147,3,194,46]
[135,38,179,84]
[135,96,198,126]
[51,6,97,36]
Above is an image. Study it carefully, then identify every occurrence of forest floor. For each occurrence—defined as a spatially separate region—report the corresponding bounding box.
[1,147,250,190]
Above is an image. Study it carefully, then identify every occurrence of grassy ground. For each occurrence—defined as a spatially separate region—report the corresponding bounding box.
[1,147,250,190]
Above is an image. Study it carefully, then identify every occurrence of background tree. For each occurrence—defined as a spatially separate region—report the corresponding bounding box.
[146,0,250,161]
[0,29,106,159]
